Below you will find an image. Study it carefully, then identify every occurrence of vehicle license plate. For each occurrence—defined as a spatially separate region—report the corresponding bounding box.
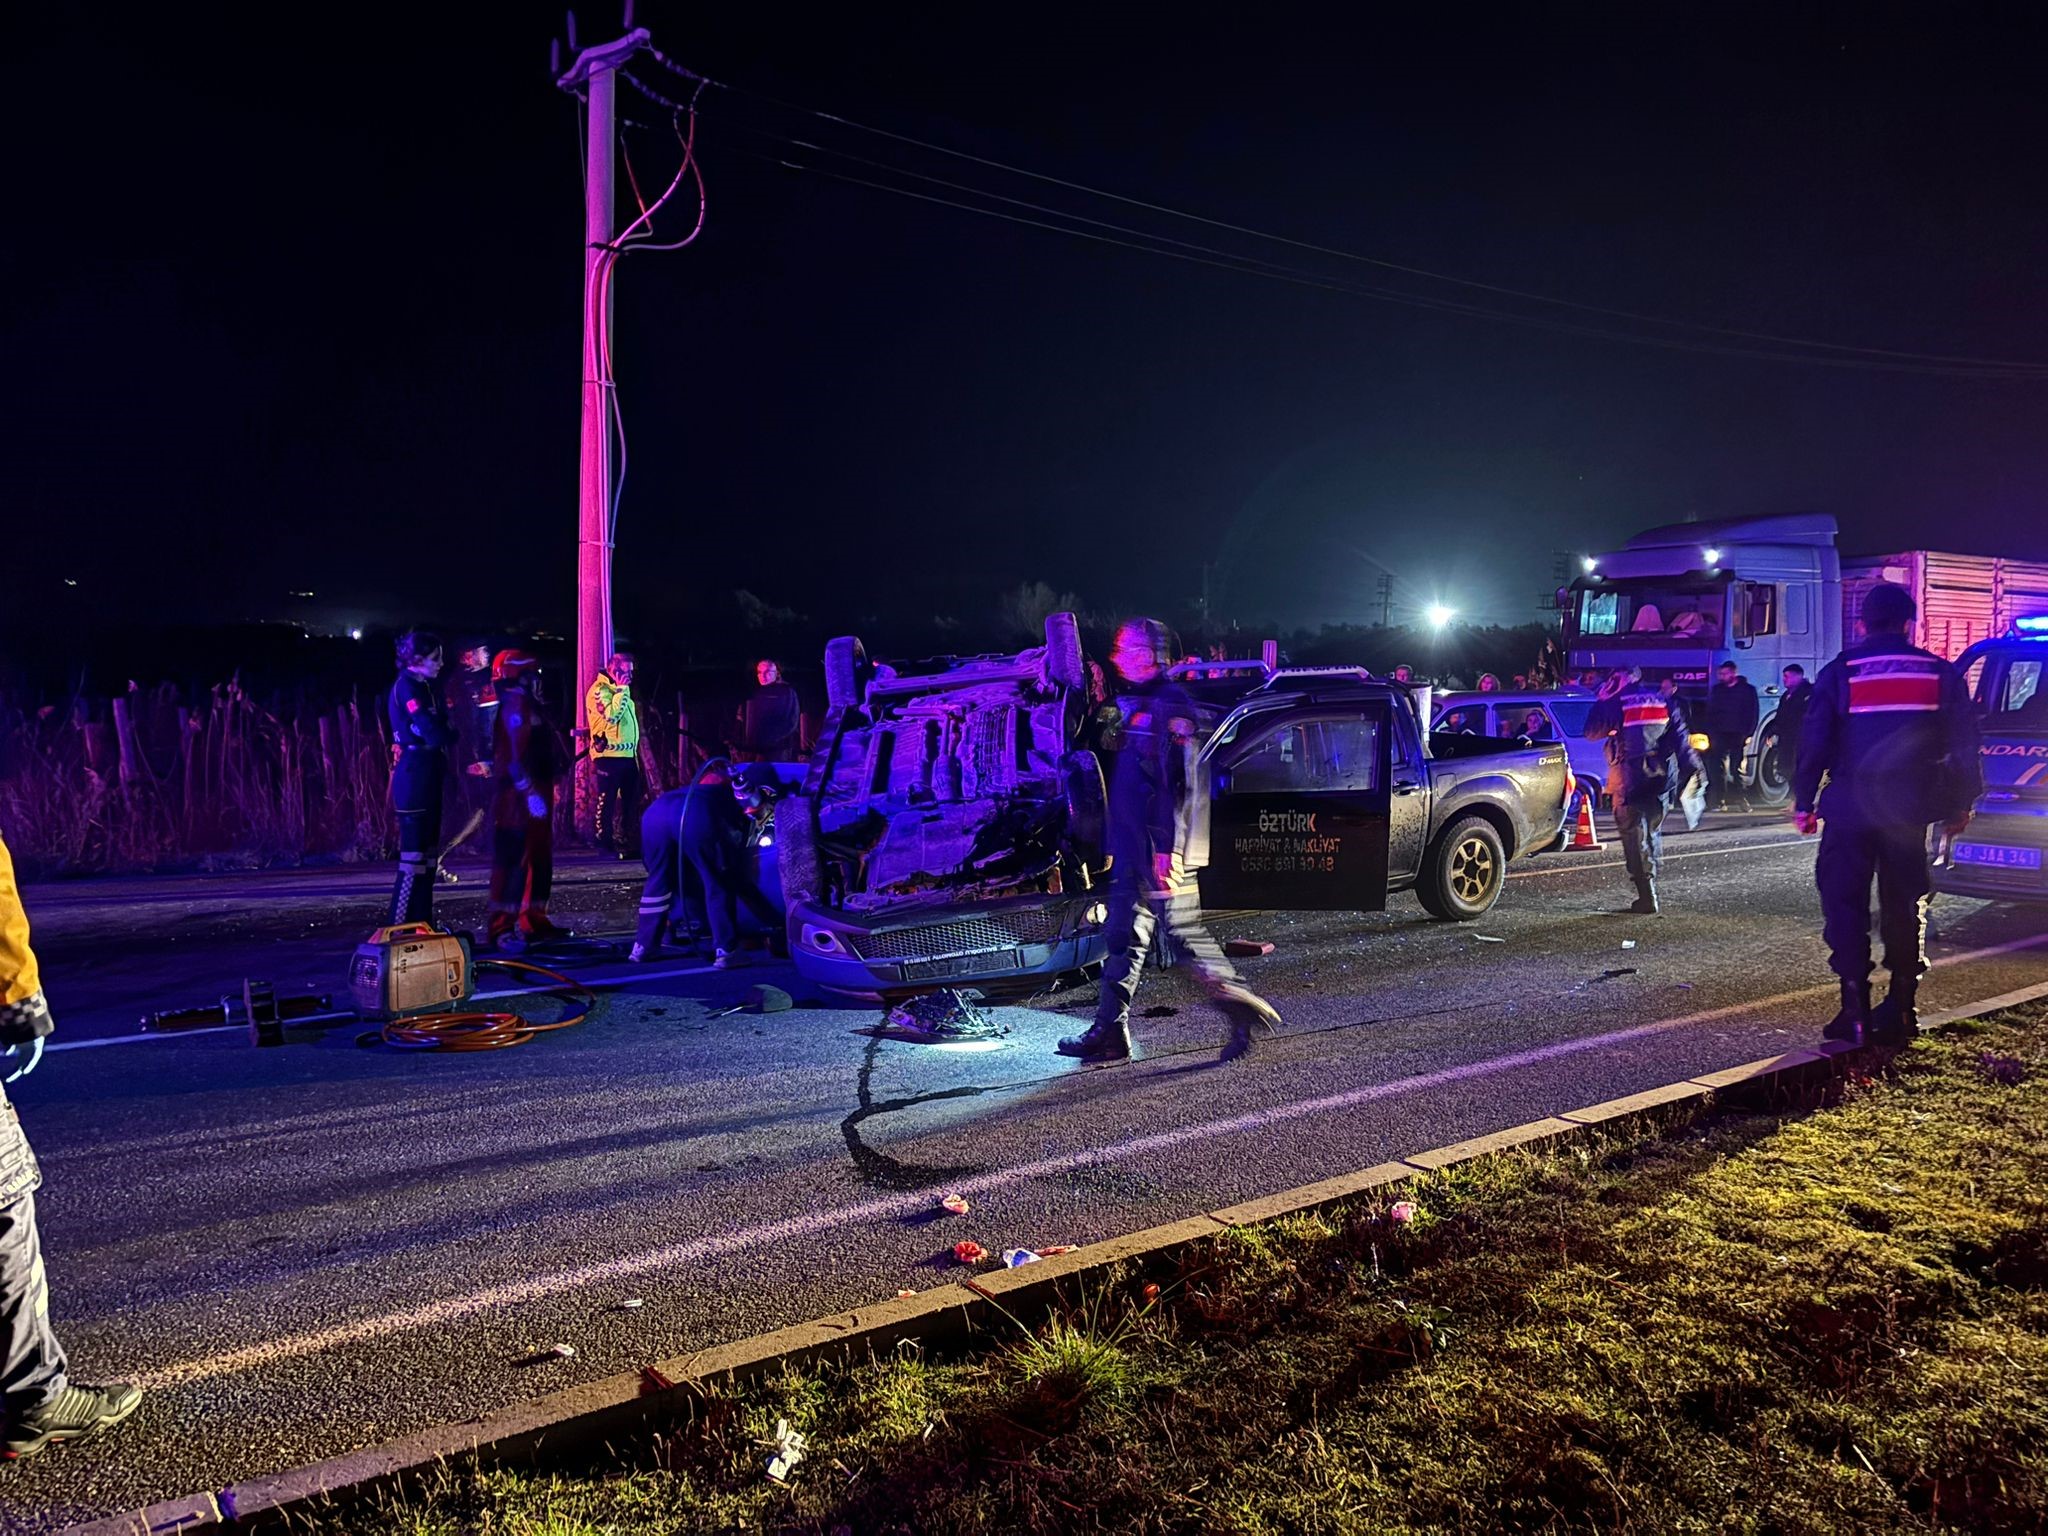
[1954,843,2042,870]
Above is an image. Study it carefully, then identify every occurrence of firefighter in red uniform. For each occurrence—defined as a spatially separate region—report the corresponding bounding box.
[1794,582,1980,1043]
[485,652,571,952]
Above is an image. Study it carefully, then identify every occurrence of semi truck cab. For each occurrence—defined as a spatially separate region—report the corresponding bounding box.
[1562,512,1842,805]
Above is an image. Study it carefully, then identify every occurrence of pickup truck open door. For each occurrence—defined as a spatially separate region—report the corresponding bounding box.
[1197,700,1393,911]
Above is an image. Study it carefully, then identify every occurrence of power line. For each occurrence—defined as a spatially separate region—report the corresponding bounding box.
[661,62,2048,377]
[712,135,2048,379]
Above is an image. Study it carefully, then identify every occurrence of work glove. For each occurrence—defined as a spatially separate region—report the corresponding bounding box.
[526,791,549,821]
[1,989,53,1083]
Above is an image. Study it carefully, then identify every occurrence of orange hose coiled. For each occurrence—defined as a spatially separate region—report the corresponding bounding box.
[374,958,597,1051]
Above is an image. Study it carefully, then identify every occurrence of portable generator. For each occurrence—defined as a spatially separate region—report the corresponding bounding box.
[349,923,474,1021]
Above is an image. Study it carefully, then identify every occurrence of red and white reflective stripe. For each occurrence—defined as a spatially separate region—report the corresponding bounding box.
[1846,656,1941,713]
[1621,702,1666,728]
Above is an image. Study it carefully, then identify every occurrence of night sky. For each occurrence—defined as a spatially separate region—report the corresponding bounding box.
[7,3,2046,646]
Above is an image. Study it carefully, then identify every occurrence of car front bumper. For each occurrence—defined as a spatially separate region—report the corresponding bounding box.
[787,891,1110,998]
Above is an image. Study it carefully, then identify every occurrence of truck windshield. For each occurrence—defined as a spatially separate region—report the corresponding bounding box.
[1980,654,2047,733]
[1571,579,1726,643]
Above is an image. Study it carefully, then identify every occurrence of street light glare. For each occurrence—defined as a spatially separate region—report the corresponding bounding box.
[1425,604,1455,631]
[1581,556,1598,573]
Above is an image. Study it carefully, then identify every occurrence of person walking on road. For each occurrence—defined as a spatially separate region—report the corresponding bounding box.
[1585,668,1701,915]
[486,651,570,952]
[1793,581,1980,1044]
[1058,618,1280,1064]
[1704,662,1759,811]
[385,629,453,926]
[0,832,143,1459]
[585,651,641,858]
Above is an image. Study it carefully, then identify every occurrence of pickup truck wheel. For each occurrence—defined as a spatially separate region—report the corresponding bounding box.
[1418,814,1506,920]
[1042,612,1087,694]
[824,637,864,713]
[776,793,825,906]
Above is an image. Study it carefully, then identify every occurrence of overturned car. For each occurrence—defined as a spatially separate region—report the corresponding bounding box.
[777,614,1111,998]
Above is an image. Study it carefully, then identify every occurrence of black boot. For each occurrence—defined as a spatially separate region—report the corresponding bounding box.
[1822,981,1870,1044]
[1867,981,1919,1044]
[1217,991,1281,1063]
[1628,885,1660,916]
[1057,1019,1132,1062]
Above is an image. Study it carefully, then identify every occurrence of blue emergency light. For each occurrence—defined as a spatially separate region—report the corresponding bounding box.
[2015,615,2048,635]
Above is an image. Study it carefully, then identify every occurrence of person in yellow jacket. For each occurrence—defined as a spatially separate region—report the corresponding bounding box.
[585,650,642,857]
[0,833,143,1457]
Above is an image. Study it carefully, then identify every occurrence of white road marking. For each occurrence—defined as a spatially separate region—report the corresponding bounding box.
[132,929,2048,1390]
[1510,836,1809,880]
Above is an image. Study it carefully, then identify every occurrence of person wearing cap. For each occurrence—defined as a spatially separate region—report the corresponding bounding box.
[1794,581,1980,1044]
[486,651,572,952]
[585,651,642,858]
[1057,618,1280,1064]
[0,830,143,1458]
[385,629,453,925]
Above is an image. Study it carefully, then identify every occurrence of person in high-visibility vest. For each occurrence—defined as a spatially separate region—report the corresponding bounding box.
[0,832,143,1458]
[585,651,641,858]
[1584,668,1700,915]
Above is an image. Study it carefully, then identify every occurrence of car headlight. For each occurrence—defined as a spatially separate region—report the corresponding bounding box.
[800,924,842,953]
[1082,903,1108,928]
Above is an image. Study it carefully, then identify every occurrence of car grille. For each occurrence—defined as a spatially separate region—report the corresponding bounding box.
[851,908,1067,962]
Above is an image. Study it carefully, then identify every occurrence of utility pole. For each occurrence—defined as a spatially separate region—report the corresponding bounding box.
[1376,573,1395,629]
[557,12,649,827]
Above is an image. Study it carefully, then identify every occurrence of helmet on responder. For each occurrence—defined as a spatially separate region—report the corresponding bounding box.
[395,628,444,670]
[492,649,539,683]
[730,762,781,801]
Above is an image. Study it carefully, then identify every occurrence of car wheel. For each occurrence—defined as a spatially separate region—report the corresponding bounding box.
[1751,732,1792,807]
[1417,814,1507,920]
[1042,611,1087,694]
[824,637,864,713]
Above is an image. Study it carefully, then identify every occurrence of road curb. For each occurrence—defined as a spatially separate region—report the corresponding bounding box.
[61,979,2048,1535]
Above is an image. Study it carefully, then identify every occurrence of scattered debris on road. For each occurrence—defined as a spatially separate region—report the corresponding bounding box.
[1621,939,1637,950]
[1472,935,1507,944]
[1003,1248,1042,1267]
[1597,967,1639,980]
[952,1240,987,1265]
[513,1343,577,1365]
[1224,939,1276,957]
[938,1193,970,1216]
[874,989,1002,1044]
[1389,1201,1417,1225]
[612,1297,645,1311]
[760,1418,808,1484]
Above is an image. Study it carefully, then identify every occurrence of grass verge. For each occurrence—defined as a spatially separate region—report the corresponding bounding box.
[340,1005,2048,1534]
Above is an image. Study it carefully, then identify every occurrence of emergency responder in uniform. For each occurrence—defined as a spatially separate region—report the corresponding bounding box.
[1584,667,1701,915]
[1794,581,1980,1043]
[585,651,641,857]
[1058,619,1280,1064]
[486,651,570,952]
[1704,661,1760,811]
[386,629,453,926]
[736,659,803,762]
[448,641,499,857]
[0,831,143,1458]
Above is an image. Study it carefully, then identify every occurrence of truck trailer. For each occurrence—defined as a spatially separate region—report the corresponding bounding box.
[1560,514,2048,805]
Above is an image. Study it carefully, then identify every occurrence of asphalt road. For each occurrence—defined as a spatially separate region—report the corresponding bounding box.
[6,817,2046,1530]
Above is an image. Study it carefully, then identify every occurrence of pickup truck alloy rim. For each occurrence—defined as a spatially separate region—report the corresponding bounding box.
[1449,835,1497,905]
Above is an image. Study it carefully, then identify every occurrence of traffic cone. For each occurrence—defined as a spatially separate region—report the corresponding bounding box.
[1570,785,1603,851]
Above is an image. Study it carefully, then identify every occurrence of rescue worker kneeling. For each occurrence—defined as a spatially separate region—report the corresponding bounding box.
[486,651,571,952]
[1584,667,1701,915]
[629,761,782,968]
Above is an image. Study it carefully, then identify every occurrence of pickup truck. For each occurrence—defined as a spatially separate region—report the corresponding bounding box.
[1198,670,1573,919]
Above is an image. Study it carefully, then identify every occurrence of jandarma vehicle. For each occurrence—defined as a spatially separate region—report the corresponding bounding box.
[1935,618,2048,903]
